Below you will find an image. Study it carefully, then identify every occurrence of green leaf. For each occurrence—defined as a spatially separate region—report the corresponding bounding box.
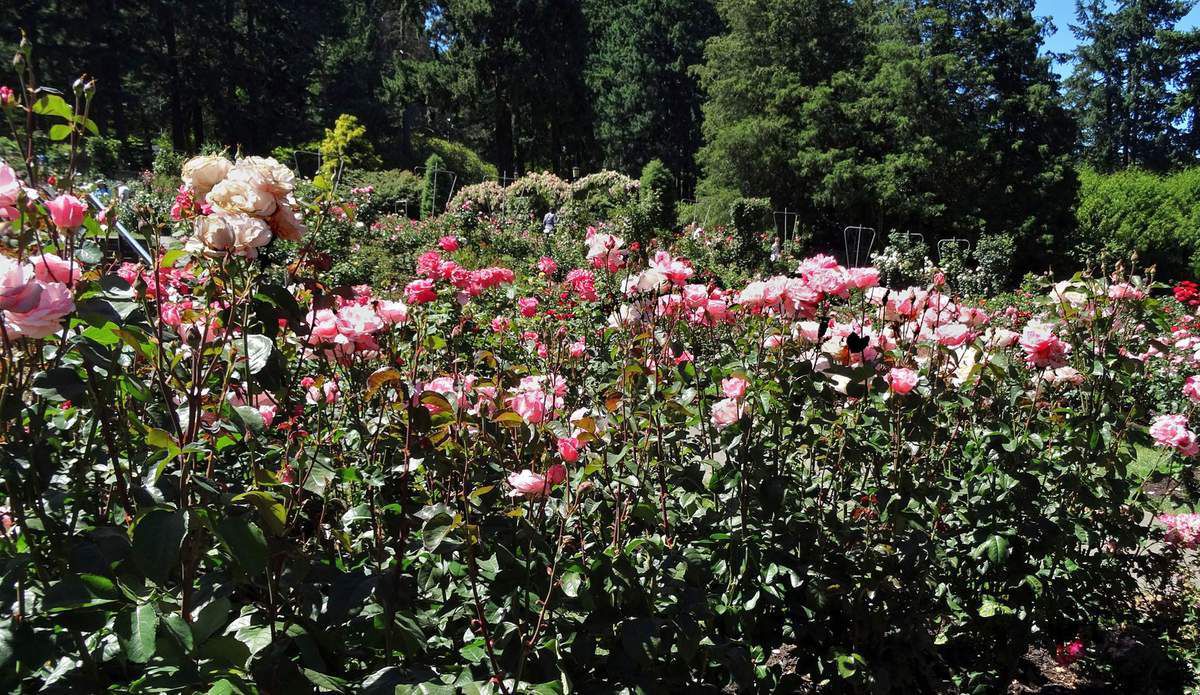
[302,668,349,692]
[162,612,194,652]
[126,603,158,663]
[232,405,265,434]
[561,571,582,598]
[422,512,455,551]
[48,124,72,141]
[233,491,287,536]
[31,368,85,403]
[132,509,187,584]
[32,94,72,119]
[972,535,1009,564]
[75,241,103,265]
[214,516,268,577]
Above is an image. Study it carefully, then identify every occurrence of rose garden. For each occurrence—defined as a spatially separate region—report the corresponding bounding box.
[6,9,1200,693]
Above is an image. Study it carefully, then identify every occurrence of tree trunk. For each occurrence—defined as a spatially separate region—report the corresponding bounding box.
[155,0,185,151]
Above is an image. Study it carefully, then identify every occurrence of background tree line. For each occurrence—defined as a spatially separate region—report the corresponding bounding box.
[8,0,1200,271]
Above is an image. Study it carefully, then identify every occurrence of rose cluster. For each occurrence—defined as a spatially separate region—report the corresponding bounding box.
[180,154,306,258]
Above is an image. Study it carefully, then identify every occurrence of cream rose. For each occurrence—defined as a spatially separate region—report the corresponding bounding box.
[227,156,295,197]
[225,214,273,257]
[268,202,306,242]
[194,215,235,254]
[206,179,277,218]
[181,155,233,199]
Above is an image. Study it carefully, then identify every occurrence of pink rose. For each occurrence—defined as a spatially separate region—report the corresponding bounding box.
[5,281,74,339]
[29,253,81,287]
[46,194,86,229]
[537,256,557,275]
[1019,320,1071,369]
[557,437,582,462]
[0,256,42,312]
[721,376,748,400]
[377,300,409,324]
[438,235,459,252]
[1150,414,1199,456]
[569,339,586,358]
[491,316,510,333]
[711,397,743,429]
[848,267,880,289]
[510,390,547,423]
[405,279,437,305]
[884,367,919,395]
[1184,376,1200,403]
[507,469,551,498]
[518,297,539,318]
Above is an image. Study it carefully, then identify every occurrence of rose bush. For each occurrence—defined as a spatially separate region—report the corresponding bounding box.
[1,56,1199,694]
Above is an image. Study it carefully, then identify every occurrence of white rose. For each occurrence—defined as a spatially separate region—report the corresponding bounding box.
[181,155,233,199]
[227,156,295,197]
[268,203,306,242]
[207,179,277,218]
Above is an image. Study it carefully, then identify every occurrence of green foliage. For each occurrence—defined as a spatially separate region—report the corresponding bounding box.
[638,158,675,232]
[420,153,449,219]
[583,0,720,177]
[349,169,422,221]
[316,114,379,190]
[447,180,507,216]
[560,170,641,232]
[694,0,1076,274]
[413,136,498,185]
[1075,166,1200,279]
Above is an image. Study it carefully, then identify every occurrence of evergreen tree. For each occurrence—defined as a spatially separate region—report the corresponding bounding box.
[583,0,720,180]
[1067,0,1200,170]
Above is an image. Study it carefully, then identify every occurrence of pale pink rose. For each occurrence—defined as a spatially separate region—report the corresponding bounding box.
[1184,376,1200,403]
[226,156,294,197]
[711,397,743,429]
[377,300,408,324]
[557,437,582,462]
[0,161,20,219]
[722,376,749,400]
[306,379,340,405]
[1046,366,1084,386]
[682,284,709,309]
[336,303,386,347]
[508,469,553,498]
[268,203,306,242]
[518,297,539,318]
[5,281,74,339]
[537,256,557,275]
[510,390,547,423]
[225,214,273,257]
[884,367,919,395]
[0,256,42,312]
[1019,320,1071,369]
[569,339,586,358]
[1107,282,1145,301]
[935,323,971,347]
[986,327,1020,349]
[46,194,86,229]
[649,251,694,285]
[438,235,459,252]
[29,253,81,287]
[491,316,510,333]
[848,267,880,289]
[1160,513,1200,548]
[1151,414,1200,456]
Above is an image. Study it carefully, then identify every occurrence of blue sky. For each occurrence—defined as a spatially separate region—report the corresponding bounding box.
[1036,0,1200,74]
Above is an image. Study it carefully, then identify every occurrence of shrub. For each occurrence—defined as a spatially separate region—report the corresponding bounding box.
[639,158,675,232]
[413,135,498,185]
[447,180,507,216]
[421,153,452,219]
[502,170,570,221]
[559,170,640,231]
[1075,167,1200,280]
[316,114,380,190]
[348,168,422,221]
